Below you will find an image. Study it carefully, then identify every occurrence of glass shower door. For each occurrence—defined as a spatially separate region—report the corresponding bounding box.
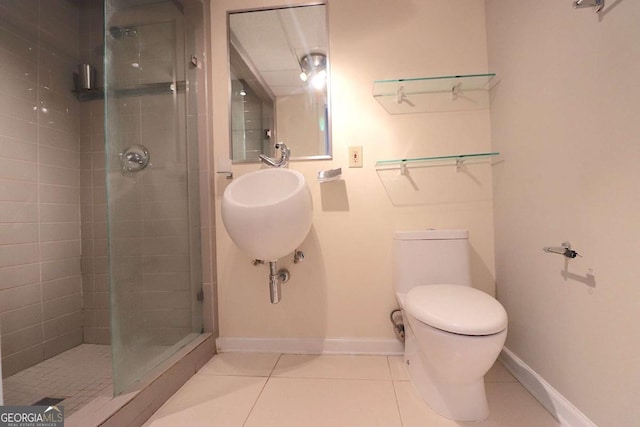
[104,0,203,395]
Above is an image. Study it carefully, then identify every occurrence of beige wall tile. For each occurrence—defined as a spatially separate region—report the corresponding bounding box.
[43,328,82,359]
[0,96,38,124]
[0,50,37,86]
[43,294,82,320]
[0,136,37,161]
[0,201,37,222]
[40,203,80,222]
[39,183,80,204]
[41,276,82,300]
[40,258,81,282]
[40,240,81,261]
[1,324,43,357]
[0,180,38,202]
[40,222,81,242]
[38,126,77,151]
[0,25,38,62]
[43,311,82,341]
[1,304,42,335]
[39,164,80,187]
[0,264,40,291]
[39,145,80,169]
[0,283,40,313]
[0,244,39,269]
[0,223,38,245]
[1,344,44,377]
[0,157,37,182]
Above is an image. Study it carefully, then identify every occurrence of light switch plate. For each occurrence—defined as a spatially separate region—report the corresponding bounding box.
[349,146,363,168]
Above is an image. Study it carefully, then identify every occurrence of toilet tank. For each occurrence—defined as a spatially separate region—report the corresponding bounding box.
[393,229,472,295]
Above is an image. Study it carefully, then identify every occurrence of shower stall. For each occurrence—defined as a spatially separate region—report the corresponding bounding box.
[0,0,213,419]
[105,0,207,396]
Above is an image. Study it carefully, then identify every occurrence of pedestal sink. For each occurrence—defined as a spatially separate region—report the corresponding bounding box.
[221,168,313,261]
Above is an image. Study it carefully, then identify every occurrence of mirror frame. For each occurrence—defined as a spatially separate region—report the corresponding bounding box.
[226,2,332,163]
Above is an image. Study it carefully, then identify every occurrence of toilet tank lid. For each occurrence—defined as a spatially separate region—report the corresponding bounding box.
[394,229,468,240]
[405,285,507,336]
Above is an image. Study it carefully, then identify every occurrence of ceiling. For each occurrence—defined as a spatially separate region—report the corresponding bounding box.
[229,5,328,97]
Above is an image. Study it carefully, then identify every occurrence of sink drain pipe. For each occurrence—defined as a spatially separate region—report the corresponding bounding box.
[390,309,405,342]
[268,261,289,304]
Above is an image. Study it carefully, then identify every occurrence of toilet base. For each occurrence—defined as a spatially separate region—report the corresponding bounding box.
[404,323,491,422]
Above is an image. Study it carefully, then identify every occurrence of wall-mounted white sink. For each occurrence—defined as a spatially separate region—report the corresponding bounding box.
[221,168,313,261]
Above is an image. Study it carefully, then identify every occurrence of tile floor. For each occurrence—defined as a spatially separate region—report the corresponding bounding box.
[144,353,561,427]
[2,344,112,416]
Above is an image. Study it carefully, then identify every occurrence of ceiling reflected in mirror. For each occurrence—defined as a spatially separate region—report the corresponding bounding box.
[228,4,331,163]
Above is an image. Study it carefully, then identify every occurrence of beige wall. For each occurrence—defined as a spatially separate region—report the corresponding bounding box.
[212,0,495,340]
[486,1,640,425]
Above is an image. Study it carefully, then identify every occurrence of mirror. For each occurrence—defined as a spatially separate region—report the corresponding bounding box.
[228,4,331,163]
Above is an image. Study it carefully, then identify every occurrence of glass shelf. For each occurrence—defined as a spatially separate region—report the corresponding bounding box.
[373,73,495,114]
[373,73,496,96]
[376,152,499,170]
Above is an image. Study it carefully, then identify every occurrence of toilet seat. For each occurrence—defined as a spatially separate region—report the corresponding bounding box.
[405,284,507,336]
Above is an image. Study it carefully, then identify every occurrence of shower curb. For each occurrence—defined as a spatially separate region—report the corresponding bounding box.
[66,334,215,427]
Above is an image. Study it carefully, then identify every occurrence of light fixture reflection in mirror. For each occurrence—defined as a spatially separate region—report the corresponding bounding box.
[228,4,331,163]
[299,53,327,90]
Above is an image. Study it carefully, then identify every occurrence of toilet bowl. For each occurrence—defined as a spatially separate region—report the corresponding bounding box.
[400,285,507,421]
[393,230,508,421]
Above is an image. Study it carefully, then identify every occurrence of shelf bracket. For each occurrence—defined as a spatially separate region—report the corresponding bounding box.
[396,86,405,104]
[451,83,461,101]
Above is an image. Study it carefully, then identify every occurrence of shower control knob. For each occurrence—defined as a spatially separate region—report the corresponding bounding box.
[120,144,150,172]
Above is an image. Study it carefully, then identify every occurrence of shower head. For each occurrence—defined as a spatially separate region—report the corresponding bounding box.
[109,26,138,39]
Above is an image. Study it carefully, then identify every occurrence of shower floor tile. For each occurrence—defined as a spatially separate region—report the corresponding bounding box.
[2,344,112,416]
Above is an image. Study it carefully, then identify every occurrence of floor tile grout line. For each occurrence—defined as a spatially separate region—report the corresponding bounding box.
[241,353,283,427]
[384,354,394,380]
[268,375,396,382]
[387,356,406,427]
[390,380,407,427]
[268,353,284,377]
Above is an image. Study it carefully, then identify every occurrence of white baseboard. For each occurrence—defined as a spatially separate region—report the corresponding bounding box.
[216,337,404,355]
[500,347,597,427]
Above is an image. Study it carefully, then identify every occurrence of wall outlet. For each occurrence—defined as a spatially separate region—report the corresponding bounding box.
[349,146,363,168]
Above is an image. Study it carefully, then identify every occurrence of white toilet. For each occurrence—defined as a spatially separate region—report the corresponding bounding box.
[393,229,508,422]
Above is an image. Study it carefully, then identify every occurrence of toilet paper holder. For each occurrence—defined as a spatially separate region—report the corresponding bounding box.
[543,241,580,259]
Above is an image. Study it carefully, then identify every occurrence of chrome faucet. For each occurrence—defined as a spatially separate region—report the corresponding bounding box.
[259,142,290,167]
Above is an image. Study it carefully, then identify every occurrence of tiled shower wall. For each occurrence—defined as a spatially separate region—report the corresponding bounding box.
[78,0,110,345]
[0,0,83,377]
[1,0,214,377]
